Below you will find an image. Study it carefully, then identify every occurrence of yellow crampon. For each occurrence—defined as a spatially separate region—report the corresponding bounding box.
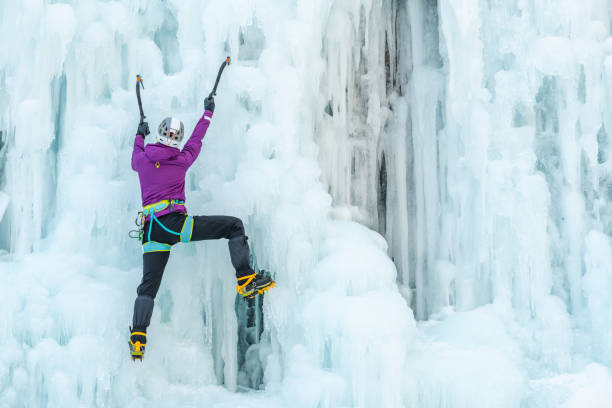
[129,331,146,361]
[255,280,275,297]
[236,274,276,299]
[236,274,256,298]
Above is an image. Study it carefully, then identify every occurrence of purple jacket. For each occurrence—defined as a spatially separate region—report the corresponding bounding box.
[132,110,213,218]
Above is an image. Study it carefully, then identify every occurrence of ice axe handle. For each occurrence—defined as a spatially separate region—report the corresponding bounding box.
[209,56,231,98]
[136,75,146,124]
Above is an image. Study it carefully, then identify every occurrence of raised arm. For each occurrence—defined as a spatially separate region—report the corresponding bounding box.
[178,109,213,167]
[131,122,149,171]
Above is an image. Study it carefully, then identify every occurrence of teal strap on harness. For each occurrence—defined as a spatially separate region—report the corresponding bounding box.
[148,213,182,239]
[143,213,194,253]
[143,241,172,253]
[180,216,194,243]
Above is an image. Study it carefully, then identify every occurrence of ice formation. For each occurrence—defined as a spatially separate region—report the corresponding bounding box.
[0,0,611,407]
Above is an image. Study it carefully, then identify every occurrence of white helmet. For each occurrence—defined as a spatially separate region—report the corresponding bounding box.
[156,117,185,148]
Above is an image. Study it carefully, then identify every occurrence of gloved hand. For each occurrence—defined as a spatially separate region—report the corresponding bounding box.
[137,121,150,136]
[204,96,215,113]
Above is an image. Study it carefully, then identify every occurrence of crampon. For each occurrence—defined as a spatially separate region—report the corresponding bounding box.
[236,272,276,299]
[129,327,146,361]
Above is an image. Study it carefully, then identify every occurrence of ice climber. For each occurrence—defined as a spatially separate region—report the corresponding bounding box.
[128,96,274,361]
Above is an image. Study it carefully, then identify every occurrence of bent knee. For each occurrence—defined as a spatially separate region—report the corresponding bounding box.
[229,217,245,238]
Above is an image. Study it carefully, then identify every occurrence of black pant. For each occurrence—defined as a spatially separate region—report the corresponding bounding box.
[132,212,254,331]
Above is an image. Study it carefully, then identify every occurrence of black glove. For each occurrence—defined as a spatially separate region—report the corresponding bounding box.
[204,96,215,113]
[137,121,150,136]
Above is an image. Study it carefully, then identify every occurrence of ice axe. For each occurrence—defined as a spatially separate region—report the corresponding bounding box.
[209,56,231,98]
[136,74,145,124]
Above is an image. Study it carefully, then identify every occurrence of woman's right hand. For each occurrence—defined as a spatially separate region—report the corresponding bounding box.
[137,121,150,136]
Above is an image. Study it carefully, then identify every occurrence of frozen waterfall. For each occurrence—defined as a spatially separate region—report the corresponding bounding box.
[1,0,612,407]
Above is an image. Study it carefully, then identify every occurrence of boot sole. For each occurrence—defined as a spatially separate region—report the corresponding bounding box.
[131,354,144,361]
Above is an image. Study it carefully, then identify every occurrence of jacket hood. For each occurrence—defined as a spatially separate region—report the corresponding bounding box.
[145,143,180,161]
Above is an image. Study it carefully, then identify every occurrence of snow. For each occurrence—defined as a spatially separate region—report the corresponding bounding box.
[0,0,611,407]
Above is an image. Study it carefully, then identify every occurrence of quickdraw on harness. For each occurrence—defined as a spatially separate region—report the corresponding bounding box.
[130,199,194,253]
[128,212,145,240]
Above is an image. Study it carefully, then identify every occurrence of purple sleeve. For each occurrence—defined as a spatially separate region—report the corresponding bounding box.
[178,110,213,167]
[131,134,145,171]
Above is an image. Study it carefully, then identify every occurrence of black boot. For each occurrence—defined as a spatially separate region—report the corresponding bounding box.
[236,271,275,299]
[129,326,147,361]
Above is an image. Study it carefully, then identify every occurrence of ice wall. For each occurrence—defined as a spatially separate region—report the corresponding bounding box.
[0,1,413,407]
[316,0,612,406]
[1,0,612,407]
[437,0,612,371]
[315,0,446,319]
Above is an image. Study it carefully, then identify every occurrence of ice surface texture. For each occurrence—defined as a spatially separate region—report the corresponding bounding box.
[0,0,611,407]
[317,0,612,406]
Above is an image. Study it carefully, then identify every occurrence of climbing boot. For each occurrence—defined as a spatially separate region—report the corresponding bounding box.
[236,271,275,299]
[129,327,147,361]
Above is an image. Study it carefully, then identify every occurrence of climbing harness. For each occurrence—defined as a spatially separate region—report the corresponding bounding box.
[136,74,145,124]
[142,199,185,217]
[138,199,194,253]
[209,56,231,99]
